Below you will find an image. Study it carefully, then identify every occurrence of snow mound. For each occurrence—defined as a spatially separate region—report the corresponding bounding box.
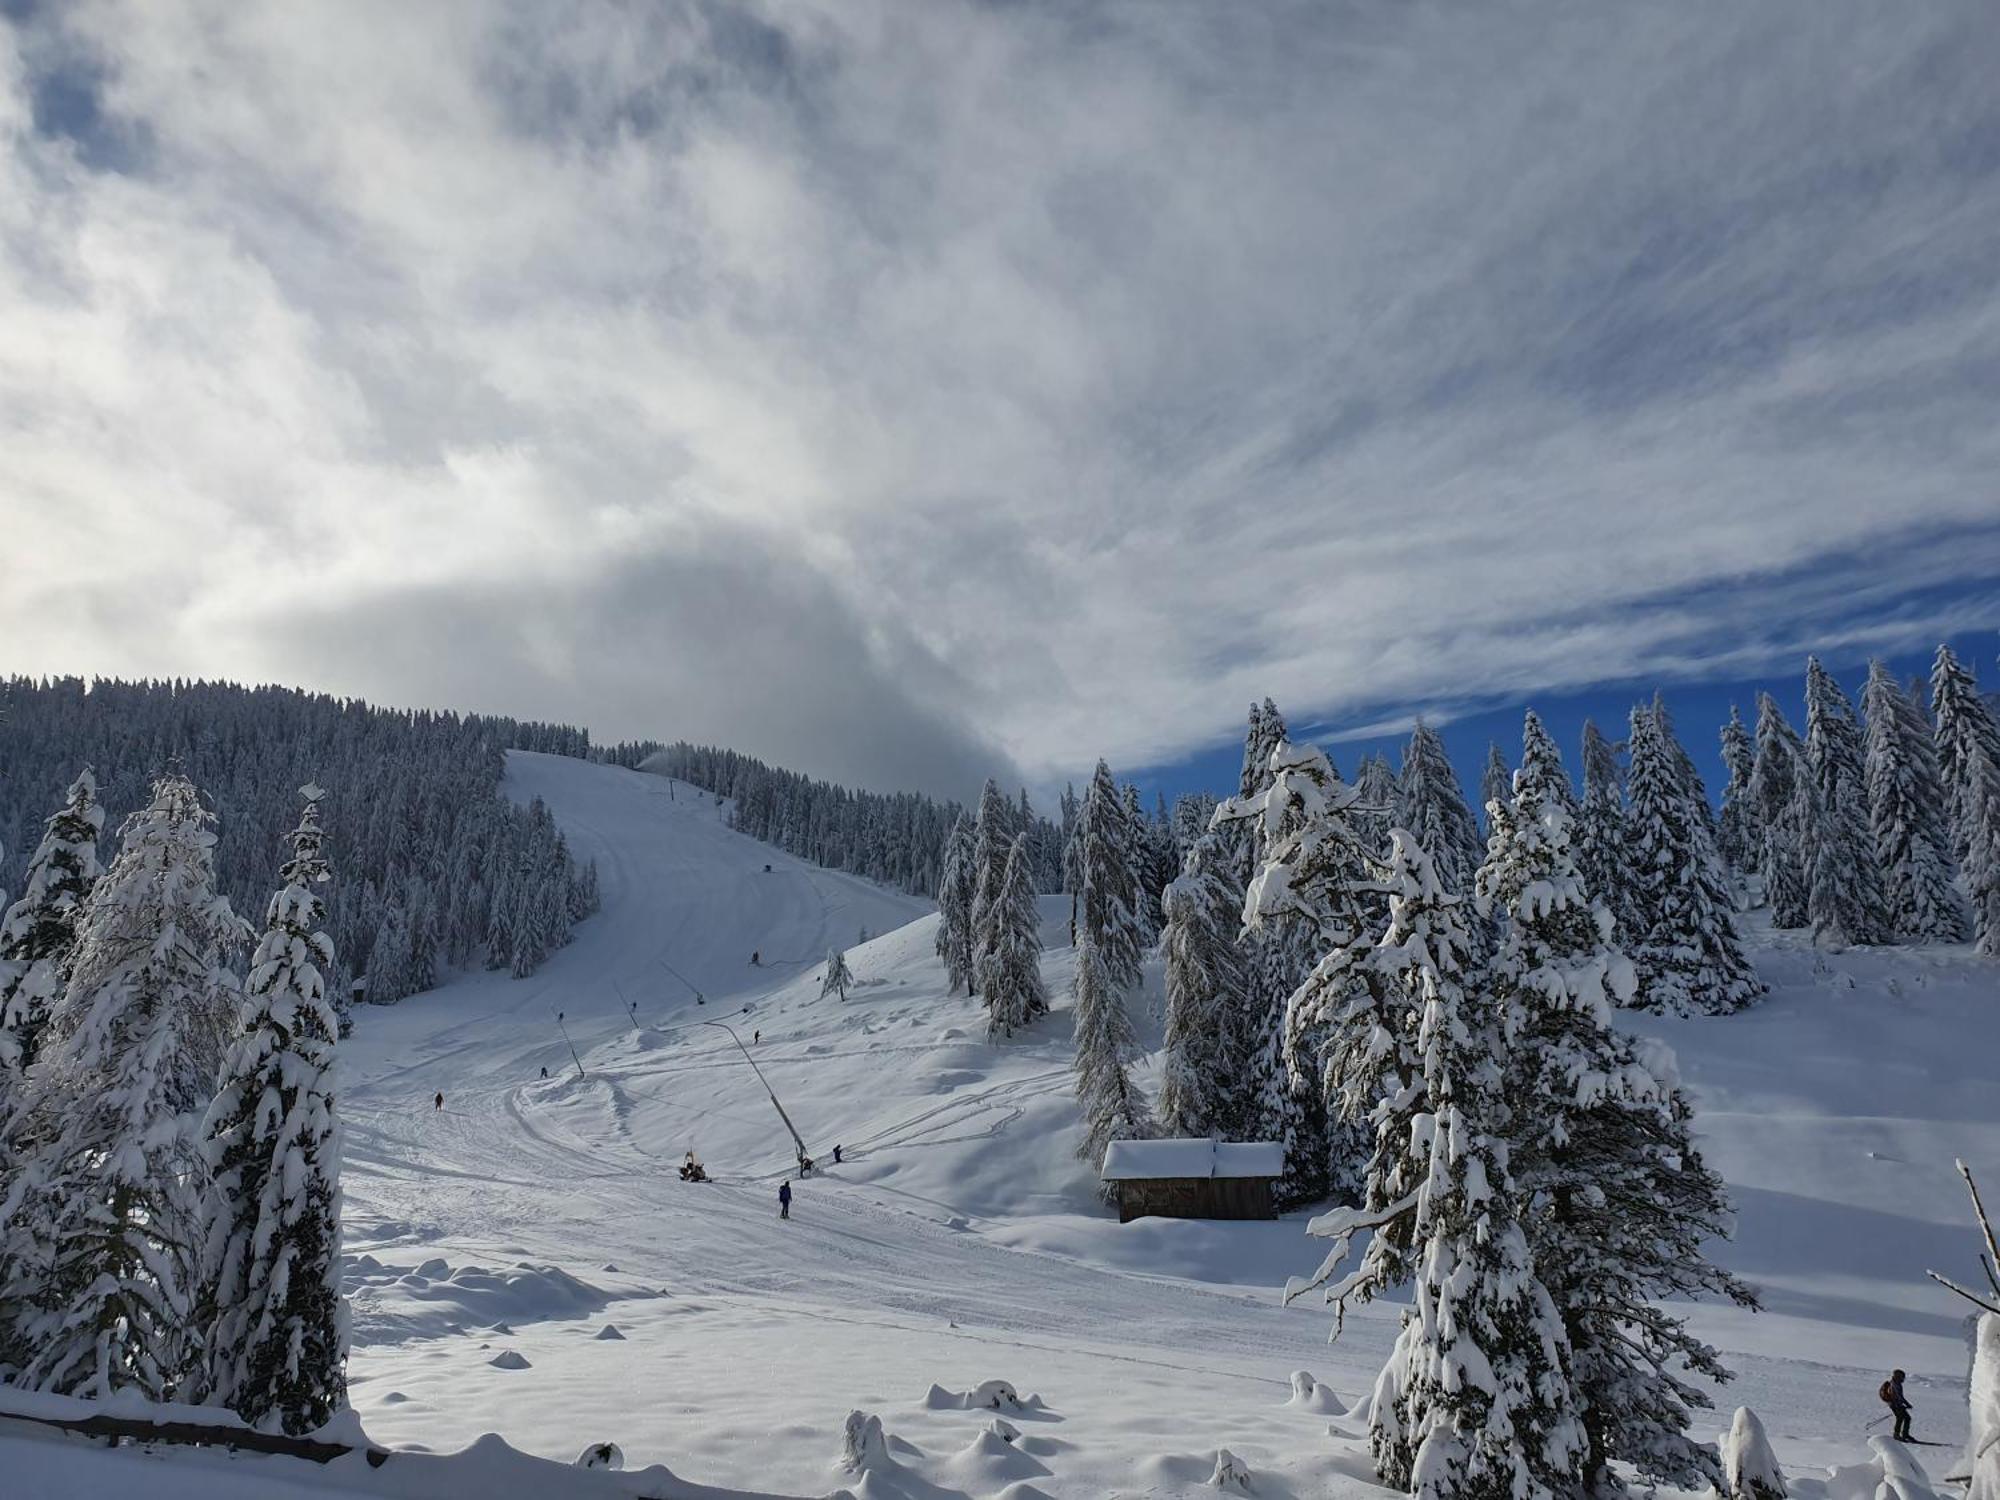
[946,1425,1051,1484]
[349,1257,637,1345]
[1286,1369,1345,1415]
[924,1378,1036,1412]
[1865,1437,1943,1500]
[1209,1447,1251,1491]
[838,1410,893,1475]
[573,1440,624,1470]
[488,1350,531,1370]
[593,1324,625,1341]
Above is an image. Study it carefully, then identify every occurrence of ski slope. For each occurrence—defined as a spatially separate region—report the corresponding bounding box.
[9,749,1994,1497]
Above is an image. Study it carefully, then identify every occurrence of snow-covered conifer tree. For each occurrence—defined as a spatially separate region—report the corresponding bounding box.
[1625,705,1764,1014]
[1718,707,1761,878]
[821,947,854,1002]
[7,772,248,1398]
[1479,745,1755,1493]
[1233,701,1288,870]
[1802,658,1893,948]
[1751,695,1810,928]
[1480,742,1512,833]
[969,779,1013,957]
[1072,930,1150,1174]
[1395,720,1485,899]
[1157,831,1248,1138]
[1574,720,1632,941]
[1863,661,1967,943]
[1931,645,2000,957]
[1075,762,1145,991]
[0,767,103,1076]
[1720,1408,1787,1500]
[1218,741,1379,1209]
[199,787,347,1433]
[1292,830,1586,1500]
[1351,753,1398,855]
[934,814,977,994]
[1514,710,1576,818]
[977,835,1046,1039]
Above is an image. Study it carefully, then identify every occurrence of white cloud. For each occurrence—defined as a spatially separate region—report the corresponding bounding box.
[2,1,1997,797]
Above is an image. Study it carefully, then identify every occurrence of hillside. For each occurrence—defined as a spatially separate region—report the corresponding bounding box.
[6,748,1994,1497]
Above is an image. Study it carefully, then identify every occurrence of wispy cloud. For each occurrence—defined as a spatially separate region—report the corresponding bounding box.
[2,1,1997,796]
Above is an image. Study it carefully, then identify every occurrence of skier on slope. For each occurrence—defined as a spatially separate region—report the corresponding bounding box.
[778,1179,792,1220]
[434,1091,443,1112]
[751,950,760,966]
[1880,1369,1914,1442]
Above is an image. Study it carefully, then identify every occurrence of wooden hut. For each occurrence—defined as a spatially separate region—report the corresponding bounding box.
[1099,1138,1283,1224]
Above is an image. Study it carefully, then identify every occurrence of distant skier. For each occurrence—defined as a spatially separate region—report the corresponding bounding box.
[778,1180,792,1220]
[1880,1369,1913,1442]
[539,1066,548,1079]
[434,1091,443,1112]
[753,1029,761,1045]
[751,950,761,966]
[833,1144,843,1165]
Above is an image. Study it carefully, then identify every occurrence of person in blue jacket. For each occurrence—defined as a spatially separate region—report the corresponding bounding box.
[778,1179,792,1220]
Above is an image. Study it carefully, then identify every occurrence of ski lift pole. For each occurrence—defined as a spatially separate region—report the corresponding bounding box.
[699,1020,809,1166]
[554,1010,585,1080]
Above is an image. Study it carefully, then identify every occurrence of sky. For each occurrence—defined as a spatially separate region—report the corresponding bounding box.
[2,2,1999,806]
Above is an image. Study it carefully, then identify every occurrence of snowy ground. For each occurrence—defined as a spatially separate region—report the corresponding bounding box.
[7,750,1996,1497]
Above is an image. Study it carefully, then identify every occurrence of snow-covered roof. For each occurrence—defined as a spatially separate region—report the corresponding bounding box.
[1099,1138,1284,1182]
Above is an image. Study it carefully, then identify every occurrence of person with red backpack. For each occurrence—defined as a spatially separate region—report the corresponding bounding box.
[1880,1369,1913,1442]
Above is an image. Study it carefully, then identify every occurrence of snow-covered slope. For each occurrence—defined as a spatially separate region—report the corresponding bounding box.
[11,749,1992,1497]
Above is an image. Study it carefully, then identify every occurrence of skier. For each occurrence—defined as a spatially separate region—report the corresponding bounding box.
[753,1029,761,1045]
[778,1179,792,1220]
[434,1091,443,1112]
[833,1144,843,1165]
[1880,1369,1914,1442]
[751,950,761,966]
[539,1066,548,1079]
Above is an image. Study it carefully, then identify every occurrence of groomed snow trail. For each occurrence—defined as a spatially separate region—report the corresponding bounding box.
[326,752,1995,1497]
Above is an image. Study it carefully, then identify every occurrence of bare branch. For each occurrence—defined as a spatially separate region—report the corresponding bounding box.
[1927,1268,2000,1316]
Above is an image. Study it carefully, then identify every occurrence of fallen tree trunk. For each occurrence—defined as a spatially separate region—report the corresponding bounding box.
[0,1387,389,1467]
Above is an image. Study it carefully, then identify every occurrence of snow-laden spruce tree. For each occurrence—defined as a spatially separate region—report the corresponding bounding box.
[1718,707,1761,878]
[821,947,854,1002]
[1625,705,1764,1015]
[1478,743,1756,1495]
[0,767,104,1076]
[1574,720,1632,942]
[1751,695,1810,928]
[1514,710,1575,817]
[1157,830,1249,1139]
[6,772,249,1398]
[1863,661,1967,943]
[1217,740,1384,1210]
[1719,1407,1787,1500]
[1352,753,1399,854]
[199,787,348,1434]
[1480,743,1512,833]
[977,835,1046,1040]
[969,779,1013,959]
[1932,645,2000,957]
[1396,720,1485,901]
[934,814,977,994]
[1075,761,1145,992]
[1802,658,1893,948]
[1072,929,1150,1174]
[1221,705,1338,1195]
[1291,830,1586,1500]
[1232,700,1290,885]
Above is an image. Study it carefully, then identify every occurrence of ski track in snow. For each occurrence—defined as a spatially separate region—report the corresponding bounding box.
[306,752,1998,1496]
